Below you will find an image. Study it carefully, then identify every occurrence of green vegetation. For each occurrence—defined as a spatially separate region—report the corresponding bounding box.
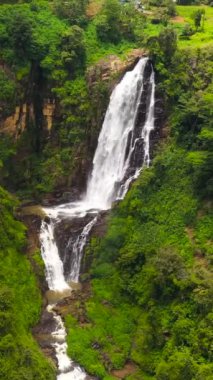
[0,186,55,380]
[176,5,213,48]
[0,70,16,117]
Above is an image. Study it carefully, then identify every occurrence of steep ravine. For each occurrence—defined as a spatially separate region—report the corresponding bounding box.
[32,57,160,380]
[20,55,165,380]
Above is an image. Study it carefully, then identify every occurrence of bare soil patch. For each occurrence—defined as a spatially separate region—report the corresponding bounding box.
[111,362,137,379]
[171,16,185,23]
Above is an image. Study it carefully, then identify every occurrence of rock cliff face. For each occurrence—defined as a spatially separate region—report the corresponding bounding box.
[87,49,146,87]
[0,100,55,138]
[0,49,145,141]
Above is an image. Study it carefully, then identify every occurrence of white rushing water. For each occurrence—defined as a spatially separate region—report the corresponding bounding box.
[84,57,148,210]
[142,69,155,167]
[118,64,155,199]
[69,216,98,283]
[39,57,155,380]
[40,220,70,291]
[50,308,87,380]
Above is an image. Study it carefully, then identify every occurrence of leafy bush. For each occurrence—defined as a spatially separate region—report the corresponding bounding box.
[53,0,88,27]
[95,0,137,43]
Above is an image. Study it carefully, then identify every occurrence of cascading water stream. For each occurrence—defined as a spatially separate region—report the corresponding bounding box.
[142,69,155,167]
[69,217,98,283]
[39,57,155,379]
[84,57,148,210]
[40,220,70,291]
[118,64,155,199]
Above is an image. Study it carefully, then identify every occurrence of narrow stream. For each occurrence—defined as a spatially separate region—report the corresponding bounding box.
[40,57,155,379]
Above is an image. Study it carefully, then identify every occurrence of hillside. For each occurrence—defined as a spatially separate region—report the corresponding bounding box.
[0,1,212,380]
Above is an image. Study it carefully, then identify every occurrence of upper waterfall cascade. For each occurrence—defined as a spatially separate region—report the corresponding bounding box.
[85,57,149,209]
[39,57,155,380]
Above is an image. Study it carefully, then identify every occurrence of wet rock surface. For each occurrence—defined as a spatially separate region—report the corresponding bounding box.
[33,309,58,366]
[32,283,97,379]
[42,188,81,207]
[54,213,96,278]
[81,210,110,276]
[52,283,91,323]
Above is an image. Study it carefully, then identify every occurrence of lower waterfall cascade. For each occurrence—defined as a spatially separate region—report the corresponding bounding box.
[39,57,155,379]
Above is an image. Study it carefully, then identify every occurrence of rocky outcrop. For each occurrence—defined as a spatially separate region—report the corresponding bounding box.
[87,48,147,88]
[42,99,56,131]
[0,99,55,138]
[33,310,58,365]
[1,49,145,141]
[54,212,97,279]
[0,104,28,137]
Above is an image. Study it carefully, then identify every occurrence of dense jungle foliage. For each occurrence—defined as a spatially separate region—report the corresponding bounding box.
[0,1,212,380]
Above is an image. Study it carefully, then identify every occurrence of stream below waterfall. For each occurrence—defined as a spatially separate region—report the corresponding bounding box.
[39,57,155,380]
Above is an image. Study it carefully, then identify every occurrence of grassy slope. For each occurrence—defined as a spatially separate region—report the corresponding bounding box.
[139,5,213,49]
[175,5,213,48]
[84,4,213,65]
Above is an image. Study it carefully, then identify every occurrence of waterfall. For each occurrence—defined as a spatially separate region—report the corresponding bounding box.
[84,57,148,210]
[39,57,155,380]
[40,220,69,291]
[142,68,155,167]
[118,64,155,198]
[69,216,98,283]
